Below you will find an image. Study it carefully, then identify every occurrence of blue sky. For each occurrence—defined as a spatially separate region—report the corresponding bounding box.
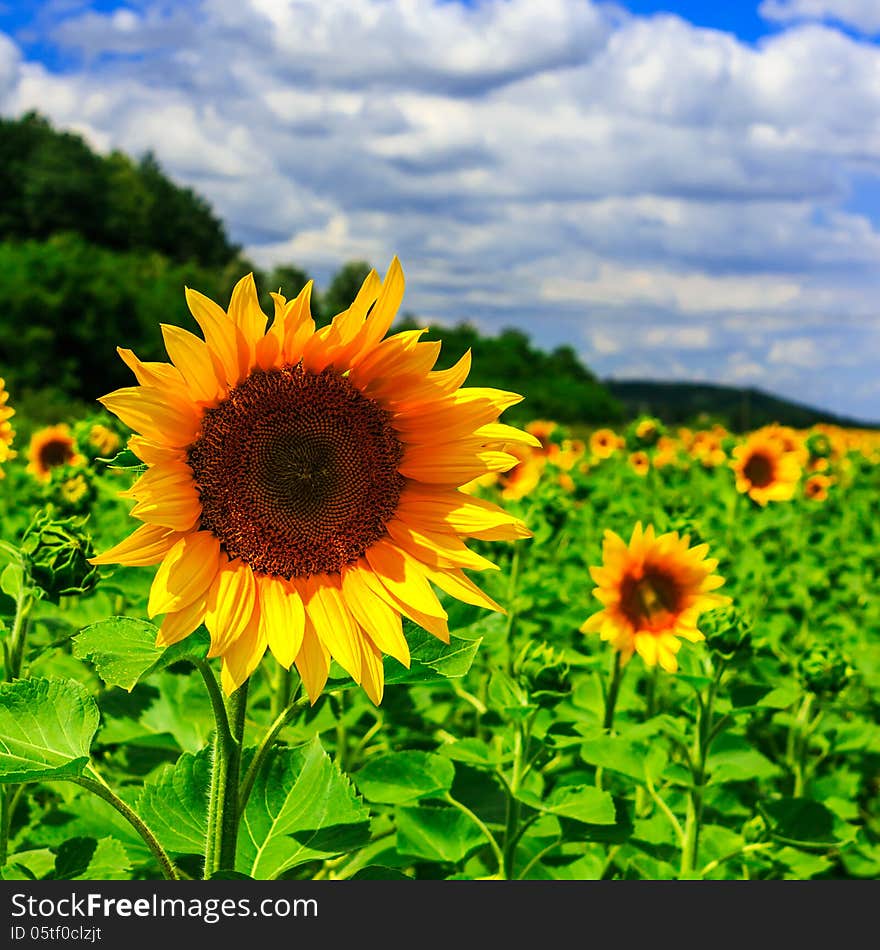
[1,0,879,423]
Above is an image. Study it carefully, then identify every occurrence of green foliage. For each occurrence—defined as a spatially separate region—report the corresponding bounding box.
[0,678,98,783]
[397,320,623,425]
[0,112,238,267]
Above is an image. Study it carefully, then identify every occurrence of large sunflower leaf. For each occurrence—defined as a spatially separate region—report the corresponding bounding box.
[0,678,98,783]
[136,749,212,856]
[237,737,371,880]
[73,617,210,691]
[384,627,483,685]
[353,751,455,805]
[394,806,485,864]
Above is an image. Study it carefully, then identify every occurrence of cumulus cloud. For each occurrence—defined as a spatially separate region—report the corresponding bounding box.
[760,0,880,35]
[0,0,879,420]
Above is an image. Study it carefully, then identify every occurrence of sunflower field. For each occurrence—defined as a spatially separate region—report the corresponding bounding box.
[0,264,879,885]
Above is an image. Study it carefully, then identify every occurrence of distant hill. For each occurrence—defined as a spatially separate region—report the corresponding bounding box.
[0,111,239,267]
[606,379,878,432]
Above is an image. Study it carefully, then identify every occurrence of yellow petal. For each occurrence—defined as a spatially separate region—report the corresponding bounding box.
[294,621,331,705]
[128,436,185,466]
[421,565,505,613]
[258,575,305,670]
[156,592,208,648]
[116,348,185,392]
[90,523,183,567]
[348,257,405,364]
[161,324,224,404]
[148,531,221,617]
[364,540,448,622]
[385,519,499,572]
[303,575,363,682]
[220,606,267,694]
[99,386,201,448]
[358,636,385,706]
[341,567,410,667]
[349,559,449,642]
[184,286,241,387]
[205,558,257,657]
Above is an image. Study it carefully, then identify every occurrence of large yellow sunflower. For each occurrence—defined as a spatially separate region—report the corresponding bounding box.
[580,523,729,672]
[730,430,801,506]
[0,377,15,477]
[26,424,84,482]
[92,259,535,701]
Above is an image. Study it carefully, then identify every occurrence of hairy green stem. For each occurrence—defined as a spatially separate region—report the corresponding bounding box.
[596,651,626,791]
[0,584,36,865]
[238,687,308,814]
[680,661,725,877]
[73,772,178,880]
[444,792,505,879]
[204,677,249,878]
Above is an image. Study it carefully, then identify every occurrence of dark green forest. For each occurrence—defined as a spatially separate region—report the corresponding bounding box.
[0,111,864,431]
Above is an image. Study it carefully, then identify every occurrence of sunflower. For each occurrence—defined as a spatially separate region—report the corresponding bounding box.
[627,450,650,476]
[497,442,546,500]
[804,473,832,502]
[590,428,620,460]
[26,424,84,482]
[580,523,729,672]
[730,431,801,506]
[92,259,534,701]
[0,377,15,477]
[88,423,122,458]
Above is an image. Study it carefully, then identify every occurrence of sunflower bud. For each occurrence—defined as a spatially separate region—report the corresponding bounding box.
[20,508,98,603]
[703,605,752,659]
[512,640,570,700]
[626,415,665,450]
[797,643,852,698]
[805,431,833,461]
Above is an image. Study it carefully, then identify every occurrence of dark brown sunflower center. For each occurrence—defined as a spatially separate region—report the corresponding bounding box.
[620,568,682,628]
[743,451,774,488]
[187,365,405,578]
[40,439,73,469]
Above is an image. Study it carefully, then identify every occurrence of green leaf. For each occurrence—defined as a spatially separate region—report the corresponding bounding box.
[579,733,668,784]
[51,836,131,880]
[438,738,502,769]
[0,678,98,783]
[1,849,56,881]
[0,562,23,600]
[237,737,371,879]
[394,805,485,864]
[73,618,209,691]
[384,627,482,685]
[761,798,840,847]
[354,751,455,805]
[516,784,616,825]
[138,672,214,754]
[707,735,780,785]
[136,749,212,856]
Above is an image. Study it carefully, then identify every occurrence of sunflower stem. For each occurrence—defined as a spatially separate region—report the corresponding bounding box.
[73,770,179,880]
[596,651,625,791]
[204,677,249,879]
[680,659,725,877]
[0,580,35,865]
[239,684,308,814]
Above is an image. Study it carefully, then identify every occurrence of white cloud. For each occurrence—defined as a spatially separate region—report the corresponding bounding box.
[768,336,825,367]
[0,0,879,420]
[540,264,801,314]
[760,0,880,35]
[0,32,18,108]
